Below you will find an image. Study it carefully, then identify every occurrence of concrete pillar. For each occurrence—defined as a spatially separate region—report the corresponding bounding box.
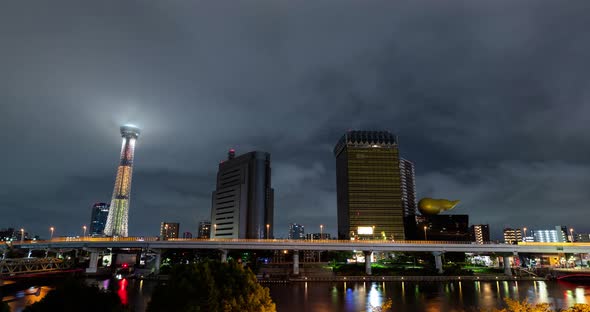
[503,255,512,276]
[293,250,300,275]
[153,250,162,275]
[85,250,100,273]
[433,252,443,274]
[27,250,32,258]
[1,249,6,260]
[364,251,372,275]
[220,249,228,263]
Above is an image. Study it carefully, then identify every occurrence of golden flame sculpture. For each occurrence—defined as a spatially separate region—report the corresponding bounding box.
[418,198,460,215]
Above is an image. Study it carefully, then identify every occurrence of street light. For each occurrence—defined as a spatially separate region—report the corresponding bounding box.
[50,227,54,240]
[523,227,527,242]
[82,225,87,239]
[266,224,270,239]
[320,224,324,239]
[570,228,575,243]
[423,226,428,241]
[20,228,24,243]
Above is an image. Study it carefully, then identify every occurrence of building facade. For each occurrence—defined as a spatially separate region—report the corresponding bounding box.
[531,226,567,243]
[89,202,110,236]
[160,222,180,240]
[400,158,418,239]
[210,150,274,239]
[306,233,331,240]
[470,224,491,244]
[334,131,405,240]
[104,125,140,237]
[417,215,470,241]
[289,223,305,240]
[198,220,211,239]
[503,228,523,244]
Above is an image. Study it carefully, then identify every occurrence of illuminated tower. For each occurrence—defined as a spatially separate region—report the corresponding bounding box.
[104,125,140,237]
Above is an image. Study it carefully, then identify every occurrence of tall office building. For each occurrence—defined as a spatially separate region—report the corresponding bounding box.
[160,222,180,240]
[289,223,305,240]
[89,202,110,236]
[104,125,140,237]
[198,220,211,239]
[334,130,404,240]
[503,228,522,244]
[210,150,274,239]
[400,158,418,239]
[470,224,491,244]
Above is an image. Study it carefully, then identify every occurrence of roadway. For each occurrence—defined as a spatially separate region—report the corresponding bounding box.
[5,237,590,254]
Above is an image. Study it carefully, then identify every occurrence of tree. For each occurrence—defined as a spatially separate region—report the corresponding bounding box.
[23,278,127,312]
[1,301,10,312]
[147,261,276,312]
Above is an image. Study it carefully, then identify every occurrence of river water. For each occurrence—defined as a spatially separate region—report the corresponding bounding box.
[4,279,590,311]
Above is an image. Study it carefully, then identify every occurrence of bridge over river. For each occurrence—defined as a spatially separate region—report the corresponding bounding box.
[3,238,590,276]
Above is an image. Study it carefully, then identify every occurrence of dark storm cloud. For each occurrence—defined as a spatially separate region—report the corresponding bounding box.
[1,1,589,238]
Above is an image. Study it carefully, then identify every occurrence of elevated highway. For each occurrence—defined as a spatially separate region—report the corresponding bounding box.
[5,237,590,254]
[4,238,589,276]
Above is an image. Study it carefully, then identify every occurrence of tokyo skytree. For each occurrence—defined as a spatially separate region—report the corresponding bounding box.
[104,125,140,237]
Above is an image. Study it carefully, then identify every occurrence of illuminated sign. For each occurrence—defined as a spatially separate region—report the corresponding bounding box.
[357,226,374,235]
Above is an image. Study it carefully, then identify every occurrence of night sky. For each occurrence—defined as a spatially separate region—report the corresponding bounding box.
[2,1,590,240]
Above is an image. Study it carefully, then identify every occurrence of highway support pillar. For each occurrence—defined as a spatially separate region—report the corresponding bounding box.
[364,251,372,275]
[220,249,228,263]
[153,249,162,275]
[503,255,512,276]
[85,249,100,273]
[433,252,444,274]
[293,250,300,276]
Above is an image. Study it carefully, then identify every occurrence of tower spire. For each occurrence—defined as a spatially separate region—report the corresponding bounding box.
[103,125,140,237]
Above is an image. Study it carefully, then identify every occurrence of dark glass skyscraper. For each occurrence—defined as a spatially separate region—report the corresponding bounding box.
[210,150,274,239]
[89,202,110,236]
[104,125,140,237]
[334,130,404,240]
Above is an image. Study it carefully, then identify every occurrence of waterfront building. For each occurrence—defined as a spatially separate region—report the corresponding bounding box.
[470,224,491,244]
[503,228,522,244]
[89,202,110,236]
[306,233,331,240]
[400,158,418,239]
[288,223,305,240]
[104,125,141,237]
[160,222,180,240]
[417,215,470,241]
[334,130,405,240]
[531,226,567,243]
[576,233,590,242]
[198,220,211,239]
[210,150,274,239]
[0,228,15,241]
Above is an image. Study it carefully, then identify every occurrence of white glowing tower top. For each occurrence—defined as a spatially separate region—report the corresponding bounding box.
[103,125,140,237]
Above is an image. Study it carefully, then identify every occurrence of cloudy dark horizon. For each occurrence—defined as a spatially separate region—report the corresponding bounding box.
[1,1,590,240]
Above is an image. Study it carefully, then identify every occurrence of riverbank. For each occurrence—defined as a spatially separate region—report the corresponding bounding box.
[258,275,543,283]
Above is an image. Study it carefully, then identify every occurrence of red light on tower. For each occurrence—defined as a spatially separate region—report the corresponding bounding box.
[122,263,128,269]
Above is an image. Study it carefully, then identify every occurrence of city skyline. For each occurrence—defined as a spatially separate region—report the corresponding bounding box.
[2,1,590,240]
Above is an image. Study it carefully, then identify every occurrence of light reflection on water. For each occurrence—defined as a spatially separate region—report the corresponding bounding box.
[268,280,590,312]
[5,279,590,312]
